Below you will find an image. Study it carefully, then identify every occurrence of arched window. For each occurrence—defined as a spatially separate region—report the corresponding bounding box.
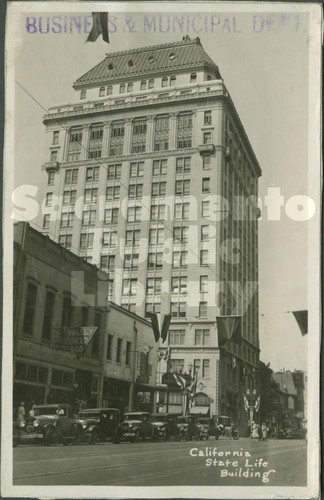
[140,80,147,90]
[119,84,125,94]
[107,85,113,95]
[170,76,176,87]
[99,87,105,97]
[162,77,168,88]
[148,79,154,89]
[190,73,197,84]
[127,82,133,92]
[80,89,86,100]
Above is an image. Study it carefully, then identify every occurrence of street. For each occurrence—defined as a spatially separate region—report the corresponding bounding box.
[13,438,307,486]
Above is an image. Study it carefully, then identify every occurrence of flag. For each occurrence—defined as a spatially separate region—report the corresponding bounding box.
[243,394,249,412]
[292,310,308,335]
[254,396,260,412]
[86,13,109,44]
[216,316,241,346]
[173,372,187,390]
[147,313,171,343]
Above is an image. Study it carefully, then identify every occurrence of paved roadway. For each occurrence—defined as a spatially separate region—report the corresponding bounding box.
[13,438,306,487]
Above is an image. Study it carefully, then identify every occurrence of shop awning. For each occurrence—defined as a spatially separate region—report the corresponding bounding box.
[159,404,183,415]
[190,406,210,415]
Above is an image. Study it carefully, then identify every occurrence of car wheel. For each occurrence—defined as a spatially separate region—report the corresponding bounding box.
[90,430,100,444]
[113,434,120,444]
[206,434,209,440]
[225,430,232,439]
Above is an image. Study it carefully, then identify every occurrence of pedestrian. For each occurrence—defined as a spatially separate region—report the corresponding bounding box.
[29,401,36,417]
[16,402,25,426]
[258,423,262,441]
[262,422,268,441]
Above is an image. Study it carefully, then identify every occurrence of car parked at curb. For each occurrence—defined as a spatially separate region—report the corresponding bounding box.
[115,412,159,443]
[151,413,180,441]
[14,404,82,446]
[177,415,200,441]
[78,408,120,443]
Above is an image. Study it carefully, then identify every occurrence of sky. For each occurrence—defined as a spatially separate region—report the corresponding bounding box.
[11,5,316,371]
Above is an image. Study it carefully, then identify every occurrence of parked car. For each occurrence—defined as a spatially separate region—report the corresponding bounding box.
[177,416,200,441]
[196,417,217,440]
[214,415,239,440]
[151,413,180,441]
[115,412,159,443]
[14,404,82,446]
[78,408,120,443]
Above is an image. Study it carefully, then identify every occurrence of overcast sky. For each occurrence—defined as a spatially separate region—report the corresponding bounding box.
[12,6,314,371]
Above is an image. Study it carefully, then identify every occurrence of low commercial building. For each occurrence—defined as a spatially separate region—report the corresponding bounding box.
[13,222,157,414]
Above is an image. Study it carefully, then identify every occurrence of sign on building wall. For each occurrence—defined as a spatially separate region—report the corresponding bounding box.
[63,326,97,359]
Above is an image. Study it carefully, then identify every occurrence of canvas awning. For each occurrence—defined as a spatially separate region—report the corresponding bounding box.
[190,406,210,415]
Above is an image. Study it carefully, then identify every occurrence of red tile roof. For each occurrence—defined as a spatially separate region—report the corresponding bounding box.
[74,36,220,88]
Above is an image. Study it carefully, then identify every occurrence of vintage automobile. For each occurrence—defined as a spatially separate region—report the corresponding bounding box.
[177,415,200,441]
[115,412,159,443]
[214,415,239,440]
[196,417,217,440]
[151,413,180,441]
[78,408,120,443]
[14,404,82,446]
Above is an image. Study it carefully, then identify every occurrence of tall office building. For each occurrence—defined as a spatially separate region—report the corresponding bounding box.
[39,36,261,426]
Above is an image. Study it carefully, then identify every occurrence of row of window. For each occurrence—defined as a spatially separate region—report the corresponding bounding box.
[119,275,210,296]
[22,283,101,356]
[47,155,212,187]
[51,111,212,161]
[80,73,209,100]
[170,358,210,378]
[106,335,132,365]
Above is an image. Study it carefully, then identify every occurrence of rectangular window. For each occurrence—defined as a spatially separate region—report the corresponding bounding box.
[53,131,59,145]
[86,166,100,182]
[174,203,190,220]
[202,359,210,378]
[82,210,96,226]
[80,233,94,249]
[130,161,144,177]
[65,169,78,185]
[175,179,190,195]
[171,302,186,318]
[152,159,167,175]
[201,201,209,217]
[200,250,208,265]
[45,193,53,207]
[102,231,117,247]
[201,225,209,241]
[203,132,212,144]
[42,291,55,341]
[169,330,185,345]
[123,253,139,270]
[148,252,163,268]
[200,276,208,293]
[177,113,193,149]
[194,359,201,378]
[43,214,50,229]
[106,185,120,200]
[23,283,38,335]
[59,234,72,250]
[116,339,123,363]
[125,341,131,365]
[154,117,169,151]
[60,212,74,228]
[110,123,125,156]
[132,119,147,153]
[100,255,115,271]
[171,276,187,293]
[195,329,210,346]
[125,229,140,246]
[203,155,211,170]
[47,171,55,185]
[176,157,191,173]
[108,164,122,179]
[150,204,165,221]
[146,277,162,294]
[204,111,212,125]
[122,278,137,295]
[145,301,161,317]
[129,184,143,199]
[63,190,76,205]
[84,188,98,204]
[202,178,210,193]
[107,334,113,360]
[151,182,166,197]
[105,208,119,224]
[199,301,207,317]
[173,226,188,243]
[50,150,58,162]
[127,206,141,222]
[149,228,164,244]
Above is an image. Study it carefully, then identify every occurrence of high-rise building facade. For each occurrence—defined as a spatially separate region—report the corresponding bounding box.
[39,36,261,427]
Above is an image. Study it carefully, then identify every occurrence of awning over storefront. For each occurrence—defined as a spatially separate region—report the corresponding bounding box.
[159,404,183,415]
[190,406,210,415]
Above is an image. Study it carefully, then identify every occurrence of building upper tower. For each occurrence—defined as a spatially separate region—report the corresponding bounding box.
[39,36,261,422]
